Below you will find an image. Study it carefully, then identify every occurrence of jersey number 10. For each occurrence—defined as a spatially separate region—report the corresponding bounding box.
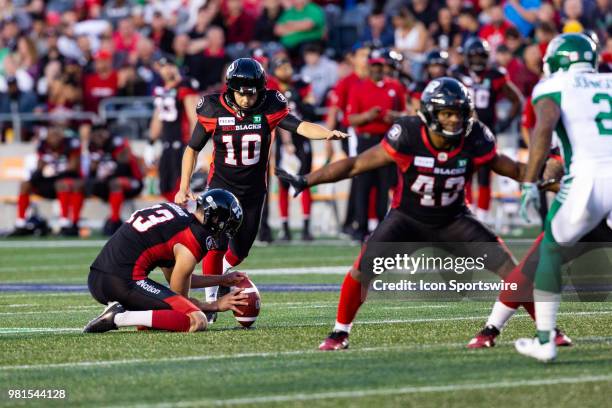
[223,134,262,166]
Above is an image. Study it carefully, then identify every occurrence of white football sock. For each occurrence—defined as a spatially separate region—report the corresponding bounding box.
[205,286,218,302]
[114,310,152,327]
[15,218,26,228]
[222,256,234,274]
[534,289,561,332]
[334,321,352,333]
[485,301,517,331]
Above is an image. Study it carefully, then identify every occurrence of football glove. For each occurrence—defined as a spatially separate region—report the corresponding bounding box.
[519,182,541,223]
[276,168,308,197]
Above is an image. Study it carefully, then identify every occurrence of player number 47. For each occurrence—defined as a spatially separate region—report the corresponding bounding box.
[593,93,612,136]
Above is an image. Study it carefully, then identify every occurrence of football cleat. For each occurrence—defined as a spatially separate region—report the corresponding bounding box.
[205,311,218,324]
[318,331,349,351]
[467,324,500,348]
[7,226,34,237]
[515,334,557,362]
[555,328,573,347]
[59,224,79,237]
[83,302,125,333]
[301,230,314,242]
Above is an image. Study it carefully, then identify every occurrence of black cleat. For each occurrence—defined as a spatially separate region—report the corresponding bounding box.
[205,311,218,324]
[59,224,79,237]
[83,302,125,333]
[7,227,34,237]
[301,230,314,241]
[258,227,274,243]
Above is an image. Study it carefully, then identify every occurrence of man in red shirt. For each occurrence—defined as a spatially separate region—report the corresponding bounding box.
[324,43,370,237]
[345,49,407,240]
[82,50,119,113]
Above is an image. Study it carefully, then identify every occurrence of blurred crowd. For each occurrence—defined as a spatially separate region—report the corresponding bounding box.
[0,0,609,136]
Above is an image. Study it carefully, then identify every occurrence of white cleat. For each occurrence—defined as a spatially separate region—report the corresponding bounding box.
[515,335,557,362]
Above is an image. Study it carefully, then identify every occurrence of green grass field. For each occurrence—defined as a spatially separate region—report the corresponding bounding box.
[1,240,612,407]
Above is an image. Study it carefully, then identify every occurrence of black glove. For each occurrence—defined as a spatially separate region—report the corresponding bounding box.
[276,168,308,197]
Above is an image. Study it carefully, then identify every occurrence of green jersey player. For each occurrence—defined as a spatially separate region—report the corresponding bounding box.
[516,33,612,362]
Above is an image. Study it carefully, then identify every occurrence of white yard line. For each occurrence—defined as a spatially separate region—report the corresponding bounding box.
[2,311,612,369]
[119,374,612,407]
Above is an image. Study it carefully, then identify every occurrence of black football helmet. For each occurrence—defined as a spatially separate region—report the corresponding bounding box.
[224,58,267,114]
[196,189,243,237]
[424,49,449,68]
[463,37,490,74]
[418,77,474,140]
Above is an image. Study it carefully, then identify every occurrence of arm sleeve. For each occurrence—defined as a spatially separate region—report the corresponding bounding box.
[277,113,303,133]
[188,122,211,151]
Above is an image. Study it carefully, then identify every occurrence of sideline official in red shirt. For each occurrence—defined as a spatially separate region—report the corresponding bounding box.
[344,49,407,240]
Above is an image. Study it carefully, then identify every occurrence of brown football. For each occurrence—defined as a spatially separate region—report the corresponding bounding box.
[232,277,261,327]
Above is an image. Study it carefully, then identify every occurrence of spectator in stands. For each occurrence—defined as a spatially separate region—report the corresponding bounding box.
[410,0,438,28]
[113,17,140,60]
[503,0,541,37]
[457,8,481,44]
[172,34,192,74]
[274,0,326,58]
[189,2,221,42]
[148,11,174,56]
[562,0,589,32]
[431,7,462,51]
[587,0,612,37]
[223,0,256,45]
[478,5,512,58]
[82,49,120,113]
[15,36,40,81]
[445,0,463,20]
[393,7,428,58]
[1,17,21,52]
[102,0,135,28]
[254,0,284,44]
[360,5,394,48]
[0,54,37,114]
[504,26,525,58]
[47,59,82,111]
[534,21,558,55]
[299,42,339,106]
[132,37,159,91]
[536,2,560,29]
[188,26,229,92]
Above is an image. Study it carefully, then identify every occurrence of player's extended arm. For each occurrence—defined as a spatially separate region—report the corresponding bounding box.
[524,98,560,183]
[176,122,210,204]
[296,120,347,140]
[276,144,394,196]
[190,271,246,289]
[169,244,198,297]
[489,153,525,181]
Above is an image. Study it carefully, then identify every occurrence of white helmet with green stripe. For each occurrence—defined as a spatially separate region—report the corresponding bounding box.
[543,33,598,76]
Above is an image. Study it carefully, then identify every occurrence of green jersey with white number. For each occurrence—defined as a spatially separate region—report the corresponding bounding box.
[532,71,612,174]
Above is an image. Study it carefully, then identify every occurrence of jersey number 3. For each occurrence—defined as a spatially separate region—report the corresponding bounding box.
[223,134,262,166]
[127,205,175,232]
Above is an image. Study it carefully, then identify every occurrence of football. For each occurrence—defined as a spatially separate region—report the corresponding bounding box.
[232,276,261,327]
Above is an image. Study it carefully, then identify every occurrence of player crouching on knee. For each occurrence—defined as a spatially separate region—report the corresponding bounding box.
[84,189,249,333]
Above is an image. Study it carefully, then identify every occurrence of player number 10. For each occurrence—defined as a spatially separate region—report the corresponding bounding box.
[222,134,262,166]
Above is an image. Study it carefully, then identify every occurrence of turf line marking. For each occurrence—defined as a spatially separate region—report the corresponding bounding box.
[1,310,612,335]
[119,374,612,407]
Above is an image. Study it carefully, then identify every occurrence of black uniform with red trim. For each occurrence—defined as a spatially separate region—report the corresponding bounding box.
[355,116,512,277]
[88,136,144,199]
[153,78,199,195]
[449,65,508,129]
[31,136,81,198]
[188,89,300,259]
[88,202,213,313]
[275,79,314,178]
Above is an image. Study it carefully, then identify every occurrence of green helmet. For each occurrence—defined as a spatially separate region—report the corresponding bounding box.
[543,33,598,76]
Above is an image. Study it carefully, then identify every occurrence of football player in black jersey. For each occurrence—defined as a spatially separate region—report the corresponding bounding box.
[271,56,318,241]
[450,37,523,221]
[83,189,249,333]
[149,57,199,202]
[88,126,144,236]
[409,49,450,111]
[174,58,347,318]
[277,77,553,350]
